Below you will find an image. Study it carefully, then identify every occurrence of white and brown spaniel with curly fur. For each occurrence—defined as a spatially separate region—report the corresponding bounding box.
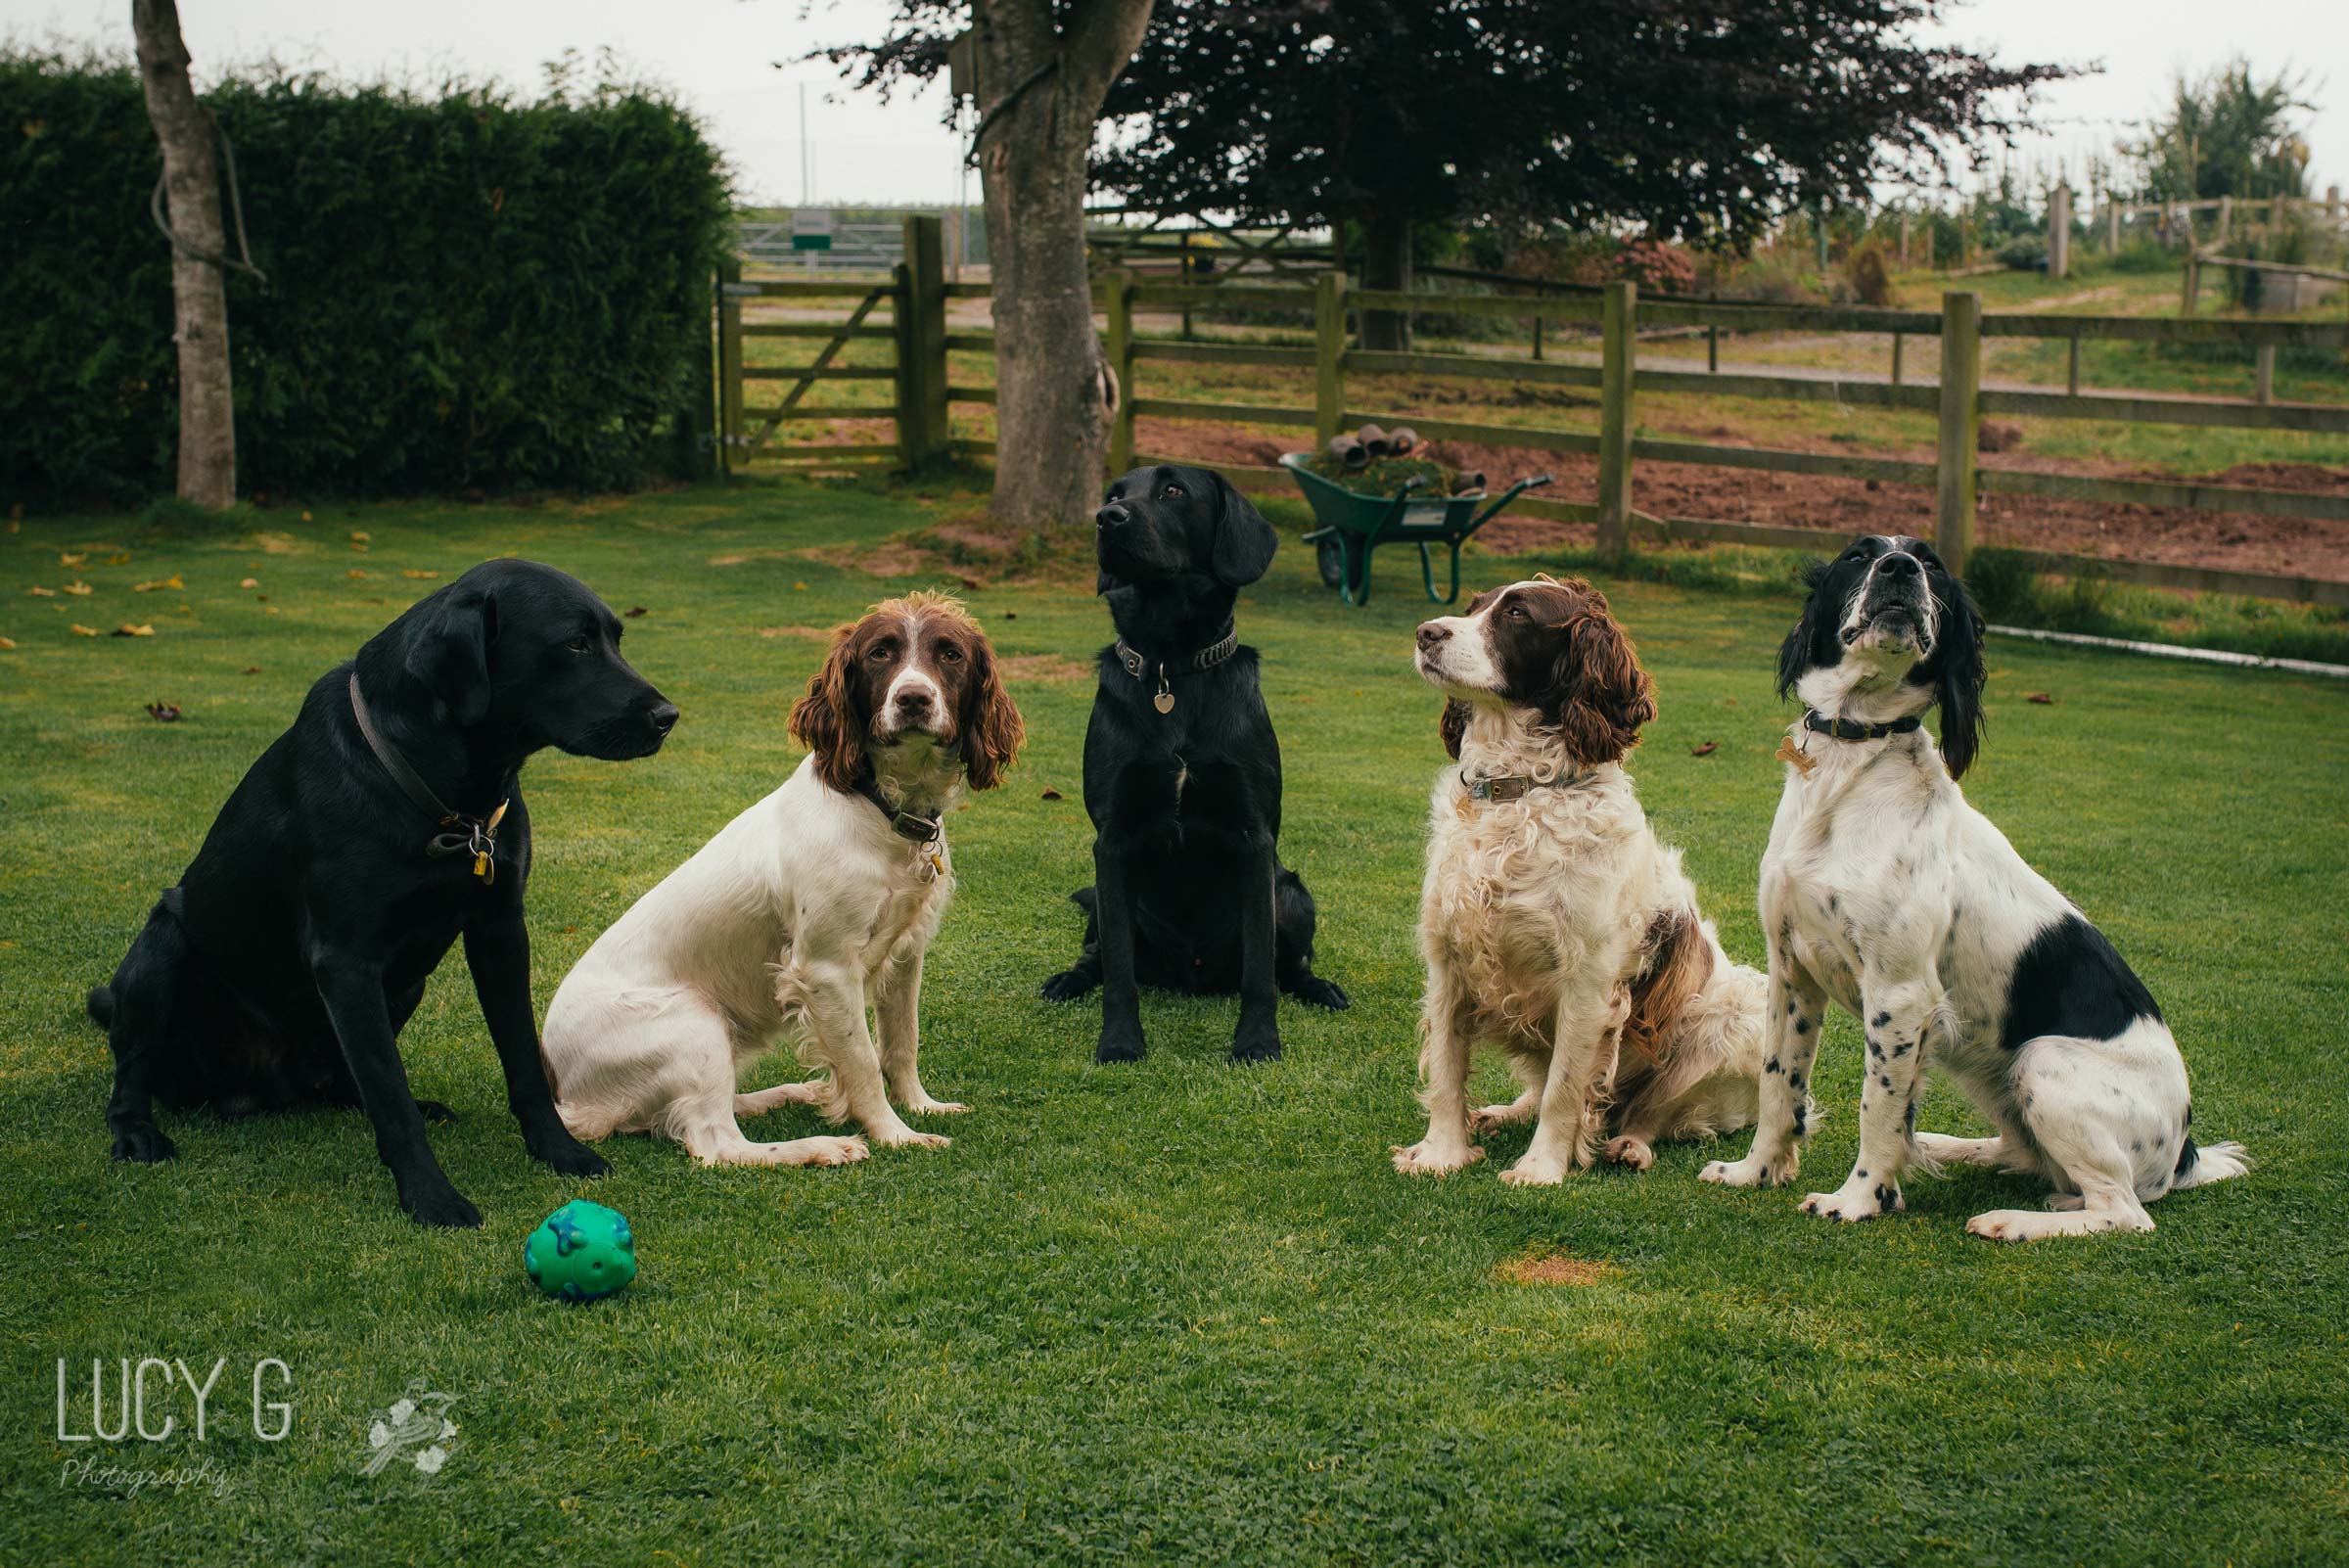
[1700,535,2247,1238]
[542,590,1023,1168]
[1394,577,1767,1184]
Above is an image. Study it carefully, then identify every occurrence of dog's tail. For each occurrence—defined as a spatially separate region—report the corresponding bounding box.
[2170,1134,2252,1192]
[86,984,115,1030]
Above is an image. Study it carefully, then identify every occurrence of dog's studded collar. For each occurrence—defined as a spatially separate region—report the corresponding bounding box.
[1114,630,1239,715]
[347,673,509,884]
[1802,710,1924,741]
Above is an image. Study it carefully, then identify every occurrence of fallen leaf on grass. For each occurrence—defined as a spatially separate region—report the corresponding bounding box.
[349,530,370,542]
[103,553,131,566]
[133,575,184,592]
[401,570,439,579]
[348,570,372,579]
[27,586,55,597]
[241,666,261,675]
[145,702,181,722]
[240,577,259,588]
[1690,740,1718,757]
[792,580,807,591]
[0,636,16,649]
[69,623,97,636]
[300,511,312,523]
[63,580,91,596]
[114,623,155,637]
[2026,692,2053,705]
[1039,787,1064,801]
[60,551,86,567]
[625,606,648,618]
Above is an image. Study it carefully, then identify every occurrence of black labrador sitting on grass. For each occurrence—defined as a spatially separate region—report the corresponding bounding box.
[87,559,678,1226]
[1041,463,1348,1063]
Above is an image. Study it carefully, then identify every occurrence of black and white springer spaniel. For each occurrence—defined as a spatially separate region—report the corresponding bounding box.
[1700,535,2247,1239]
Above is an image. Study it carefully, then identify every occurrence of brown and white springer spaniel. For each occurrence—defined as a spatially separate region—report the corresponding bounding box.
[542,589,1024,1167]
[1394,577,1768,1183]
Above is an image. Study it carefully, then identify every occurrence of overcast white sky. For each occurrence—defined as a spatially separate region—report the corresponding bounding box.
[7,0,2343,211]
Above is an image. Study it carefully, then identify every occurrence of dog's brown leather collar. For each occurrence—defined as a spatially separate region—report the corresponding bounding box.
[1459,768,1587,803]
[851,773,944,845]
[347,673,508,882]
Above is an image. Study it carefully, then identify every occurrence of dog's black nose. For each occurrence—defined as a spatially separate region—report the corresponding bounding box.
[895,687,934,715]
[1095,502,1129,530]
[1416,623,1451,651]
[649,702,680,735]
[1877,552,1920,578]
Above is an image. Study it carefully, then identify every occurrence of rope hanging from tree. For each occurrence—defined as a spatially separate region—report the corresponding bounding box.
[149,112,267,289]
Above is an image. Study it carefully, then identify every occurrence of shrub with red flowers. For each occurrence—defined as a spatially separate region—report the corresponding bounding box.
[1611,239,1698,295]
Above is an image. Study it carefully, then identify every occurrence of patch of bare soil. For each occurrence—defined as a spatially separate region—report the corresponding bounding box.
[1497,1252,1620,1287]
[757,624,836,641]
[999,653,1094,683]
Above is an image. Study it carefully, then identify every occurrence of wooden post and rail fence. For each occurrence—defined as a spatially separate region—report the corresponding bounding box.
[716,215,2349,610]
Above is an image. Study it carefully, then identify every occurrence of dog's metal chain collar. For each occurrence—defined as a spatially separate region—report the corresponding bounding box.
[1802,710,1923,742]
[1114,630,1240,715]
[347,673,509,884]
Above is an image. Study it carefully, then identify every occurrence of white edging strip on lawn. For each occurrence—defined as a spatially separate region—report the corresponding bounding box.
[1988,623,2349,680]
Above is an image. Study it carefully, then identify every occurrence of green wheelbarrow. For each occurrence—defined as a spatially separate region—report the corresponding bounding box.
[1280,453,1552,607]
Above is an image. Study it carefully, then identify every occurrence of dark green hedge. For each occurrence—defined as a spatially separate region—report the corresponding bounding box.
[1,55,730,506]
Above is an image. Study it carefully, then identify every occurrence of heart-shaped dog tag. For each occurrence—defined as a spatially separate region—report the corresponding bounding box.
[1153,691,1174,715]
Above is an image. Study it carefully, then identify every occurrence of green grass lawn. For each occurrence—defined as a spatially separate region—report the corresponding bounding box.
[6,475,2347,1565]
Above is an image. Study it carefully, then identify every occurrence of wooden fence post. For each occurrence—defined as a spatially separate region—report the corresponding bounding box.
[1105,270,1136,476]
[716,254,744,479]
[2255,345,2276,405]
[1597,279,1636,565]
[895,212,949,470]
[2048,182,2071,280]
[1935,290,1981,577]
[1313,269,1347,446]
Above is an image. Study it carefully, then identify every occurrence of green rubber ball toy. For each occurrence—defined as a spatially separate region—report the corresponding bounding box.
[524,1199,637,1302]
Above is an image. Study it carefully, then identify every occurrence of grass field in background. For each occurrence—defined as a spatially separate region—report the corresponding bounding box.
[5,474,2346,1565]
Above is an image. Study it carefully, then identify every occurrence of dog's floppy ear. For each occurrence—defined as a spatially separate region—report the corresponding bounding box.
[1439,699,1470,761]
[1775,558,1831,701]
[1933,568,1989,780]
[404,582,496,726]
[1546,589,1656,766]
[1209,472,1278,587]
[787,624,868,793]
[959,634,1027,791]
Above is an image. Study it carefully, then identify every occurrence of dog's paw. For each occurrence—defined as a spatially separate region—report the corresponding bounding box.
[870,1125,951,1151]
[904,1097,970,1116]
[1799,1181,1904,1222]
[1468,1100,1530,1135]
[531,1135,613,1178]
[1699,1148,1799,1188]
[1966,1209,2040,1242]
[111,1123,178,1164]
[414,1098,461,1125]
[1290,976,1350,1011]
[802,1135,869,1167]
[1094,1025,1147,1065]
[1498,1153,1568,1188]
[403,1184,484,1229]
[1040,968,1099,1003]
[1229,1022,1283,1065]
[1392,1139,1484,1176]
[1602,1135,1656,1172]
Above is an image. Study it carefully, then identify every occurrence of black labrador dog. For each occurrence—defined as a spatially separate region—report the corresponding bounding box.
[88,559,677,1226]
[1041,463,1348,1063]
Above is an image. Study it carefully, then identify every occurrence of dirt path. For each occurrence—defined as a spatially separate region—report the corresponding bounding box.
[1142,417,2349,583]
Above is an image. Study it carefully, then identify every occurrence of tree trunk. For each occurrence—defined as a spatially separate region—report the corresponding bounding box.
[1358,206,1413,351]
[133,0,236,509]
[973,0,1154,530]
